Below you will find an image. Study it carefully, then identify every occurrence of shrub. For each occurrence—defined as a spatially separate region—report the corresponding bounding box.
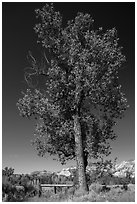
[89,182,103,194]
[23,183,38,196]
[3,184,25,202]
[101,185,111,192]
[121,184,128,191]
[2,173,38,202]
[67,186,75,196]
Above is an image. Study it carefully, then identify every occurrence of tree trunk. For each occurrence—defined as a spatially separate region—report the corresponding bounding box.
[73,114,89,193]
[83,150,88,170]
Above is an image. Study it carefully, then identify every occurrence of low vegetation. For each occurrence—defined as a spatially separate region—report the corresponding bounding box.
[2,165,135,202]
[26,183,135,202]
[2,167,38,202]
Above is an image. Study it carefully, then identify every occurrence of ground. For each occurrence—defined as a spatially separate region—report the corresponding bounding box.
[26,184,135,202]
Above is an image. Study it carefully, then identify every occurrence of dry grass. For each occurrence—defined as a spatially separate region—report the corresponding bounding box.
[26,184,135,202]
[27,188,71,202]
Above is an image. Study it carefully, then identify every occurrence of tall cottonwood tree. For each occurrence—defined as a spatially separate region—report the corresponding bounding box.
[17,3,128,193]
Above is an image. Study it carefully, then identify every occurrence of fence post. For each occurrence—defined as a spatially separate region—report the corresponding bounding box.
[39,184,42,197]
[54,186,57,194]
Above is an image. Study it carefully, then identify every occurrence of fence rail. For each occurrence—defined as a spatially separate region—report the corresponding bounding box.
[41,184,73,187]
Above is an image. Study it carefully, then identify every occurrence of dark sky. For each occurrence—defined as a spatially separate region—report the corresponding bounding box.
[3,2,135,174]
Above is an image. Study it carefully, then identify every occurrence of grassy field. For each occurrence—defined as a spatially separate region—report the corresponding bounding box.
[26,184,135,202]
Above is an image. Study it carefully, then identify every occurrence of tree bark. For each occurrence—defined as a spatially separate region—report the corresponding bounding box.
[73,114,89,193]
[83,150,88,170]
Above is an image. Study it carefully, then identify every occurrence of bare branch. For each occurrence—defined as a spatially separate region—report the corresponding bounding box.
[27,50,36,64]
[43,51,50,64]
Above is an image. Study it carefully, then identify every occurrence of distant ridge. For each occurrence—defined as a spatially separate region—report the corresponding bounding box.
[29,159,135,179]
[114,160,135,178]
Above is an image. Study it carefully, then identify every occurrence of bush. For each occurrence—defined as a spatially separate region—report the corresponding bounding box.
[2,174,38,201]
[89,182,103,194]
[3,184,25,202]
[67,186,75,196]
[23,183,38,196]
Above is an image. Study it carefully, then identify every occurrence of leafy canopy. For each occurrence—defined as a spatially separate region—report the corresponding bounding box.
[17,3,128,164]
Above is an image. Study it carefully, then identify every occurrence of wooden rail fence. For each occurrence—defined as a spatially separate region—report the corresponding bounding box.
[38,183,74,197]
[38,183,132,197]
